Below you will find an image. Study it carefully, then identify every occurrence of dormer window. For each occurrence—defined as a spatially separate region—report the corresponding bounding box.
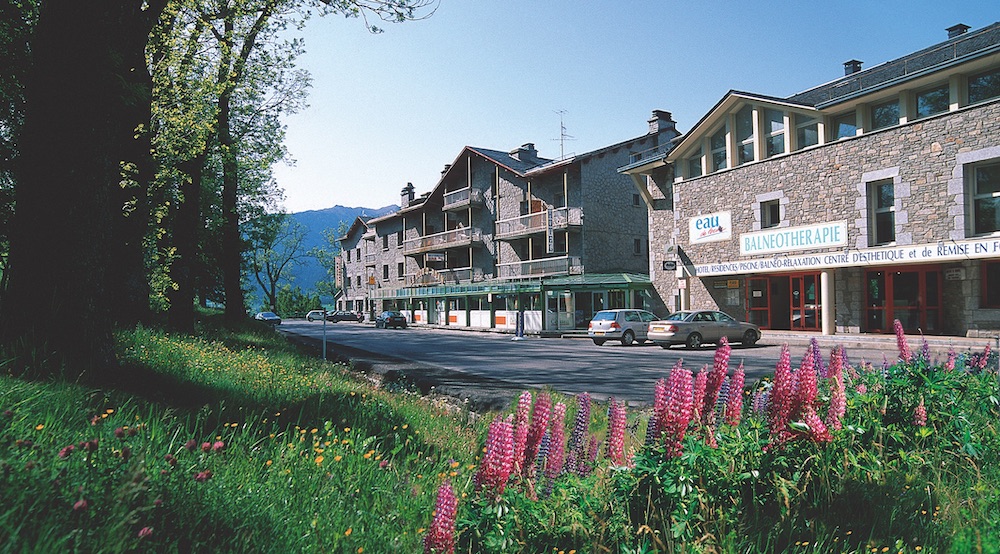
[735,105,755,165]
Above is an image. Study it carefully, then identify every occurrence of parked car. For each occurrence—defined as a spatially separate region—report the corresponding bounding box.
[254,311,281,325]
[374,310,407,329]
[306,310,326,322]
[327,310,364,322]
[587,309,659,346]
[647,310,760,349]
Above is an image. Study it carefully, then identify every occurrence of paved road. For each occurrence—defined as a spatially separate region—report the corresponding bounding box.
[278,320,974,409]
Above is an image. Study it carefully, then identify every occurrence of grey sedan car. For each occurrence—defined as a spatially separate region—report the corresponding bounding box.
[647,310,760,349]
[587,309,659,346]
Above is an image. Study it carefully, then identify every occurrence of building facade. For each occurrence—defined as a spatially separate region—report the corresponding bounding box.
[621,22,1000,337]
[336,111,680,332]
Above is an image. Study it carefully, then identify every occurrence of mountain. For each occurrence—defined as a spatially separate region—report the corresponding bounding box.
[247,204,398,308]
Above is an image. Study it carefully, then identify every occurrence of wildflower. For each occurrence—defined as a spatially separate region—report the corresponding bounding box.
[315,456,324,465]
[511,392,531,477]
[73,499,88,512]
[724,363,745,427]
[768,345,794,448]
[894,319,912,363]
[379,459,389,469]
[58,444,75,459]
[826,346,847,431]
[606,398,627,465]
[183,439,197,452]
[212,441,225,453]
[661,361,694,458]
[201,442,211,452]
[193,470,212,482]
[802,406,832,443]
[524,392,551,477]
[979,343,992,371]
[164,454,178,467]
[120,446,132,460]
[546,403,567,479]
[424,481,458,554]
[913,398,927,427]
[35,424,44,431]
[114,427,125,438]
[811,337,827,378]
[646,379,668,446]
[692,368,707,421]
[566,392,592,474]
[474,415,514,497]
[703,338,730,426]
[138,526,153,539]
[944,347,956,371]
[345,528,352,537]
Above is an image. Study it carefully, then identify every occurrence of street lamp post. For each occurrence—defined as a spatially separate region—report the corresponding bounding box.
[322,310,327,361]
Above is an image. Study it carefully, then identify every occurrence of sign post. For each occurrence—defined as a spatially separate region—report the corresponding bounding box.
[322,310,327,361]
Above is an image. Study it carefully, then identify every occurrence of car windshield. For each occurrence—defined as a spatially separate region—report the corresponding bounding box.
[592,311,617,321]
[664,312,692,321]
[261,312,276,317]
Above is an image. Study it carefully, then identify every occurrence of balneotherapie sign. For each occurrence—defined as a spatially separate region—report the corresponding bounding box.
[689,211,732,245]
[741,221,847,255]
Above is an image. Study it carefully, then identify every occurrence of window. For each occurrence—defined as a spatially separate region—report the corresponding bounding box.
[633,238,642,255]
[871,99,899,130]
[761,199,781,229]
[632,193,641,207]
[397,262,404,279]
[832,112,856,140]
[554,231,567,253]
[971,161,1000,235]
[969,67,1000,104]
[710,127,727,172]
[555,192,565,207]
[687,147,703,178]
[868,179,895,245]
[346,250,351,262]
[355,275,361,287]
[397,231,403,247]
[795,114,819,149]
[915,84,949,118]
[765,109,785,157]
[735,105,755,165]
[382,265,389,280]
[382,234,389,250]
[984,262,1000,308]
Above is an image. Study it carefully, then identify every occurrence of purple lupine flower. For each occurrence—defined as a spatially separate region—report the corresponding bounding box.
[511,391,532,476]
[894,319,913,364]
[703,338,730,426]
[646,379,668,446]
[913,399,927,427]
[524,392,551,478]
[424,481,458,554]
[920,334,930,362]
[751,388,770,416]
[606,398,628,466]
[546,403,567,479]
[810,338,827,378]
[724,363,745,427]
[945,347,956,372]
[825,346,846,431]
[535,429,551,475]
[567,392,591,473]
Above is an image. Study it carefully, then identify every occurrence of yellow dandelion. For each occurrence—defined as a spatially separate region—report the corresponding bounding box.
[345,528,352,537]
[35,424,44,431]
[417,528,425,534]
[882,548,890,553]
[315,456,324,465]
[300,429,307,434]
[334,455,342,462]
[106,409,114,414]
[311,428,318,434]
[357,549,363,554]
[915,547,922,552]
[402,424,408,429]
[363,451,373,459]
[266,460,272,466]
[450,461,460,468]
[449,471,457,477]
[344,427,351,433]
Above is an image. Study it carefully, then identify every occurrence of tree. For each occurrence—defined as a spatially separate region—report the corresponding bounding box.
[247,212,306,312]
[310,222,348,301]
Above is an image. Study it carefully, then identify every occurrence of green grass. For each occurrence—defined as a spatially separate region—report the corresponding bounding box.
[2,320,999,553]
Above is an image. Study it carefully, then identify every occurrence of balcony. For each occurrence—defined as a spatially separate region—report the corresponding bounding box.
[442,187,484,211]
[402,226,484,255]
[406,266,484,286]
[495,207,583,240]
[497,256,583,279]
[364,253,376,266]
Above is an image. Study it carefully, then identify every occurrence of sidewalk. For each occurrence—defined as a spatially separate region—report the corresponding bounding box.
[761,329,995,353]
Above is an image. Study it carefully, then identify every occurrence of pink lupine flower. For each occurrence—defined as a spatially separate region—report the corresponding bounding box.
[511,391,531,476]
[979,343,992,371]
[606,399,627,466]
[524,392,551,475]
[855,383,867,395]
[193,470,212,482]
[424,481,458,554]
[913,399,927,427]
[894,319,912,363]
[661,362,695,458]
[58,444,75,459]
[138,526,153,539]
[945,347,957,371]
[692,368,708,421]
[825,346,847,431]
[212,441,225,453]
[200,442,211,453]
[795,352,818,412]
[647,378,668,444]
[73,499,88,512]
[724,363,745,427]
[703,338,730,425]
[802,406,832,443]
[474,415,514,497]
[768,345,794,448]
[546,403,567,479]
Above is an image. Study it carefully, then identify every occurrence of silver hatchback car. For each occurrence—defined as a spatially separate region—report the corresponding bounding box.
[587,309,659,346]
[647,310,760,349]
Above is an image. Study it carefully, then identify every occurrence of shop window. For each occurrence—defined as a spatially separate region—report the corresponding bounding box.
[969,67,1000,104]
[761,199,781,229]
[795,114,819,149]
[871,99,900,130]
[985,262,1000,308]
[915,84,949,119]
[735,105,755,165]
[831,111,857,140]
[868,179,896,245]
[765,109,785,157]
[971,161,1000,235]
[710,127,727,172]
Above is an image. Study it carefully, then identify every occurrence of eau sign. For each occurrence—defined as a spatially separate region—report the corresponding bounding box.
[689,211,732,245]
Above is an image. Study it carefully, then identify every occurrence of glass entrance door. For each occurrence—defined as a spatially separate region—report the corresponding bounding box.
[865,267,942,333]
[745,273,822,331]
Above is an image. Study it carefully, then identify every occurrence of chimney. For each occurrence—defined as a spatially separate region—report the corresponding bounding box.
[400,182,415,208]
[947,23,970,39]
[843,59,863,76]
[440,164,451,176]
[509,143,538,161]
[648,110,676,134]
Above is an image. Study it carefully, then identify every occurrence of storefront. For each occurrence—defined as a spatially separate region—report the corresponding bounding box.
[864,266,942,334]
[747,272,822,331]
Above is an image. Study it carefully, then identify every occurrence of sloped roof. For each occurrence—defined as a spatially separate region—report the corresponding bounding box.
[543,272,652,288]
[467,146,553,176]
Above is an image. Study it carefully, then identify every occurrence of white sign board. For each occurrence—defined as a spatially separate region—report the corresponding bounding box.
[688,211,732,245]
[741,221,847,256]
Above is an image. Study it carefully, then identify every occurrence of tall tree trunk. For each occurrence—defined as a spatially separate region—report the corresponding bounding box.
[0,1,165,375]
[167,154,206,333]
[219,89,246,324]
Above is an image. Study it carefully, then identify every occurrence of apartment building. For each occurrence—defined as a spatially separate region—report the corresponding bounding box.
[335,111,680,332]
[621,22,1000,337]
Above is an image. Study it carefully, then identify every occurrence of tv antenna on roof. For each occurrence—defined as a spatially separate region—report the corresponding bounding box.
[552,109,575,159]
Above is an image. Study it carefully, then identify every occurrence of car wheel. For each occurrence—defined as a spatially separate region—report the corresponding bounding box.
[620,330,635,346]
[592,339,606,346]
[685,333,703,349]
[742,329,758,346]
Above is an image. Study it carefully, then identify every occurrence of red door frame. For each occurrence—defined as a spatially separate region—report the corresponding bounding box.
[746,272,822,331]
[864,265,942,334]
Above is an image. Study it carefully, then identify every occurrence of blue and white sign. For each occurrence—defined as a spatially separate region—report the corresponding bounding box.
[741,221,847,256]
[689,211,732,245]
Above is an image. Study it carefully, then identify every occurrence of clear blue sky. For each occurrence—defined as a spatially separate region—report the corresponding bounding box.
[273,1,999,213]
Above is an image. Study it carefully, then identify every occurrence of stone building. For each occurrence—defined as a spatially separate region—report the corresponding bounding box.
[335,111,680,331]
[621,22,1000,337]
